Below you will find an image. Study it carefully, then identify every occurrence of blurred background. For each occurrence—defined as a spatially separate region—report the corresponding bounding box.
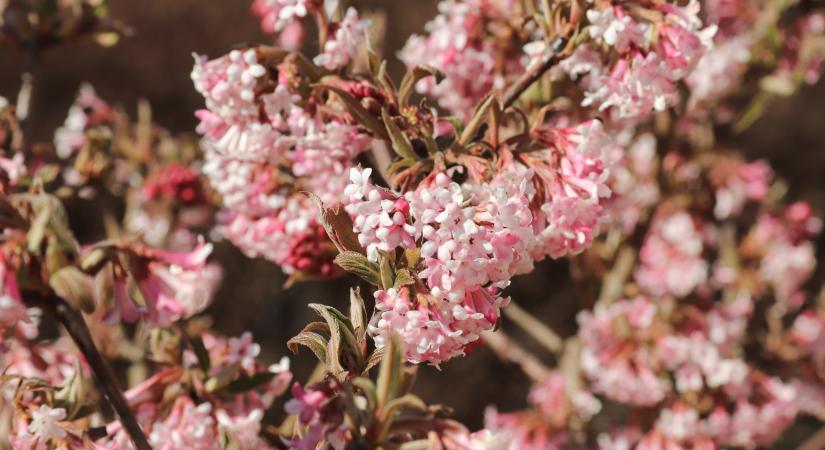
[1,0,824,431]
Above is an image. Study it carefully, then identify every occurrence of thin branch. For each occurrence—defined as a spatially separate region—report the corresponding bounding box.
[472,36,568,142]
[482,330,553,382]
[15,39,39,128]
[799,426,825,450]
[501,36,569,109]
[595,245,636,305]
[52,298,152,450]
[502,302,563,354]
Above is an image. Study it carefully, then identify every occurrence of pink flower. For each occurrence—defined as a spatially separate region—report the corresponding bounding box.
[314,8,369,70]
[104,240,221,327]
[635,210,708,298]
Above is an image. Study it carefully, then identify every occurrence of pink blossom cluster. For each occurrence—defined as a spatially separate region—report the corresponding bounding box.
[347,121,615,364]
[578,1,717,122]
[399,0,523,120]
[53,84,114,160]
[192,47,372,276]
[577,295,803,448]
[313,8,369,71]
[284,381,345,450]
[748,203,822,311]
[708,157,772,220]
[634,210,709,299]
[251,0,312,32]
[479,372,602,450]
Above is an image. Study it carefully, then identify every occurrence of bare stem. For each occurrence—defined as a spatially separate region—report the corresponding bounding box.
[501,36,568,109]
[52,298,152,450]
[503,302,563,354]
[596,245,636,305]
[482,330,553,382]
[799,426,825,450]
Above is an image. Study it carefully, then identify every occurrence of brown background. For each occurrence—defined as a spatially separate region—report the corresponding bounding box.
[1,0,824,438]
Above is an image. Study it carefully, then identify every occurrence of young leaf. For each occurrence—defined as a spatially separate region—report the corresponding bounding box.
[382,109,418,162]
[50,267,96,314]
[459,94,498,146]
[393,269,415,290]
[376,333,403,408]
[350,288,368,341]
[335,251,382,287]
[379,254,395,290]
[287,331,329,363]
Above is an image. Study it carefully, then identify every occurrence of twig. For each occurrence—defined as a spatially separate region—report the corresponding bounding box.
[482,330,553,382]
[15,39,39,128]
[799,426,825,450]
[502,302,563,354]
[595,245,636,305]
[471,36,568,142]
[52,298,152,450]
[501,36,568,109]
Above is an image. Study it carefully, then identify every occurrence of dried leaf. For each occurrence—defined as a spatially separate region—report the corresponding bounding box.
[399,65,444,106]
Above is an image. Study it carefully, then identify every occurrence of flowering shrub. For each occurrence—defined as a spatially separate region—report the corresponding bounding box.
[1,0,825,449]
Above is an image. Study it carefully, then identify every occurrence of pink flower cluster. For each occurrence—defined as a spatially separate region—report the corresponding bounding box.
[634,210,709,299]
[577,295,802,448]
[192,48,372,276]
[578,1,717,122]
[284,381,345,450]
[473,372,601,450]
[749,203,822,311]
[346,121,615,364]
[399,0,523,119]
[313,8,369,71]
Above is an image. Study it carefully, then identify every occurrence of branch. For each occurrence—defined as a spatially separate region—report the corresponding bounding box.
[482,330,553,382]
[501,36,568,109]
[799,426,825,450]
[471,36,568,142]
[52,298,152,450]
[502,302,563,354]
[595,245,636,305]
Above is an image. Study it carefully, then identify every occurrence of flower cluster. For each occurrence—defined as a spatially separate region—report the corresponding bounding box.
[193,46,373,278]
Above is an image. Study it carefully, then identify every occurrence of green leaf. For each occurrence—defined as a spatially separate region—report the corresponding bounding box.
[79,247,114,274]
[376,394,428,443]
[287,330,329,364]
[187,332,212,373]
[309,304,364,372]
[204,363,242,393]
[54,359,87,420]
[352,377,378,411]
[379,254,395,290]
[334,251,381,286]
[382,109,418,162]
[376,333,403,408]
[349,288,368,341]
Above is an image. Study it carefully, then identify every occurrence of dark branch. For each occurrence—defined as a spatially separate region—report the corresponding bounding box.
[52,298,152,450]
